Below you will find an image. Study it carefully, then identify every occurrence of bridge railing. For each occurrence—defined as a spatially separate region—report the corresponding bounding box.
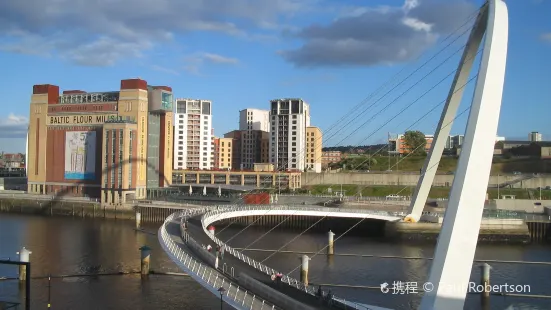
[201,205,380,310]
[159,209,278,310]
[277,193,449,202]
[208,204,407,217]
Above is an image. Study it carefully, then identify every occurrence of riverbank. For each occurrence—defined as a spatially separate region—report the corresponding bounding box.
[0,195,204,224]
[0,194,544,244]
[0,195,134,219]
[385,222,532,243]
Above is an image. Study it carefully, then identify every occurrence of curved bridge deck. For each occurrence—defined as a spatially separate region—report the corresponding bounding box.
[160,206,396,309]
[200,205,395,310]
[159,210,279,310]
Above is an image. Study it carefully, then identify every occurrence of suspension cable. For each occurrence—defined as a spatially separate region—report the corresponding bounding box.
[226,52,477,243]
[246,5,479,188]
[219,5,482,244]
[335,44,469,148]
[299,31,477,192]
[312,50,482,195]
[242,212,301,250]
[286,217,367,275]
[322,6,481,147]
[260,215,328,264]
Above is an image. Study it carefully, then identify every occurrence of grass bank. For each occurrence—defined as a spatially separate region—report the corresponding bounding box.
[336,155,551,174]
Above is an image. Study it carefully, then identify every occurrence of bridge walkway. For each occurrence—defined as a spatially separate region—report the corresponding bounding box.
[163,217,275,310]
[186,216,336,310]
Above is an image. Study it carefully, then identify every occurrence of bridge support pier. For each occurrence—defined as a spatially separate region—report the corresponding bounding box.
[300,255,309,286]
[139,245,151,277]
[135,211,141,229]
[17,247,32,281]
[480,263,491,299]
[327,230,335,255]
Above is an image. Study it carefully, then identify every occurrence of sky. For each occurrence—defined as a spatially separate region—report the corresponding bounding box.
[0,0,550,153]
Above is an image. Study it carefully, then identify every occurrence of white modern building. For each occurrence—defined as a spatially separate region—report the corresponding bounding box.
[173,98,213,170]
[269,98,310,171]
[529,131,542,142]
[239,108,270,169]
[239,109,269,132]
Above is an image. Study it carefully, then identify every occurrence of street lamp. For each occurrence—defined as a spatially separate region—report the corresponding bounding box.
[217,287,226,310]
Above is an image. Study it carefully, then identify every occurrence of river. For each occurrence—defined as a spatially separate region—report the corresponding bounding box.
[1,213,550,310]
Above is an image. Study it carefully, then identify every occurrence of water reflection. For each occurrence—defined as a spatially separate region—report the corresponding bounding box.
[217,225,551,310]
[0,213,219,309]
[1,213,551,309]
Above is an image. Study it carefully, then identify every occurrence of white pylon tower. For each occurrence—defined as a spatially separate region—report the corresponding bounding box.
[407,0,509,309]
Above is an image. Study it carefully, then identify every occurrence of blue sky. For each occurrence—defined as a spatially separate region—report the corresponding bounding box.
[0,0,550,153]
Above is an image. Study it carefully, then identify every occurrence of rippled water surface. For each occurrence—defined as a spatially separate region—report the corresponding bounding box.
[1,213,550,310]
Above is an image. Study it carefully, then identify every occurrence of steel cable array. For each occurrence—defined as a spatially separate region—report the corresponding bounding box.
[210,5,486,296]
[300,47,482,198]
[231,3,481,200]
[233,11,486,284]
[214,7,481,243]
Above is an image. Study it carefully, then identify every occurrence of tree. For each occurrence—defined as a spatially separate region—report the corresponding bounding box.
[403,130,427,155]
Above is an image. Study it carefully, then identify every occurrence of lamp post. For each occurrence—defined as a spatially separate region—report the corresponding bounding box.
[539,176,542,200]
[217,287,226,310]
[47,274,51,308]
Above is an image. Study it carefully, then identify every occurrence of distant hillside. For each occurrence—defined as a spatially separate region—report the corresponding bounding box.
[331,154,551,174]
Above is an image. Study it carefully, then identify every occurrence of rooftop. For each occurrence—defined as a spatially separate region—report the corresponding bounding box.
[270,98,305,102]
[175,98,212,102]
[58,91,119,104]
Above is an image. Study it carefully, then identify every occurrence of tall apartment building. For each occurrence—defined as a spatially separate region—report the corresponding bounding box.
[239,109,269,131]
[260,132,270,163]
[213,137,233,169]
[239,109,270,169]
[269,98,310,171]
[27,78,173,204]
[173,99,213,170]
[224,130,242,170]
[450,135,464,149]
[529,131,542,142]
[305,126,322,172]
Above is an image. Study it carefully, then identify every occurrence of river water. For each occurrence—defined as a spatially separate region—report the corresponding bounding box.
[1,213,550,310]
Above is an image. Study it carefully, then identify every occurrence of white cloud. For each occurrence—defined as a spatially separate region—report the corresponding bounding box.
[150,65,181,76]
[0,114,28,138]
[0,0,314,66]
[541,32,551,43]
[183,52,239,75]
[202,53,239,64]
[280,0,475,67]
